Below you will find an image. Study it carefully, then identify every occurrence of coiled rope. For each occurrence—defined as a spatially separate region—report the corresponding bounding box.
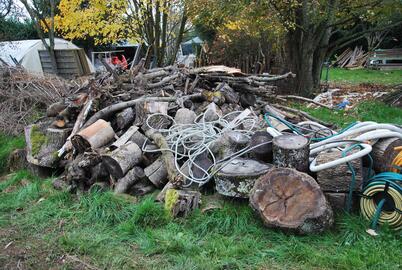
[143,109,267,187]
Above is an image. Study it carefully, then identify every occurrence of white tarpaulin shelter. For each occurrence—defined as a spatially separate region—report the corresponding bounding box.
[0,38,95,75]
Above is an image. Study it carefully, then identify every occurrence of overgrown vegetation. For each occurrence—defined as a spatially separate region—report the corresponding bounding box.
[321,68,402,85]
[0,173,400,269]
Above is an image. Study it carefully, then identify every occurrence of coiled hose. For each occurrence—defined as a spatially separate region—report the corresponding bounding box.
[360,172,402,230]
[391,146,402,173]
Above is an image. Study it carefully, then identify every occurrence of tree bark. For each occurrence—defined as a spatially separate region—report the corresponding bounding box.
[250,168,334,234]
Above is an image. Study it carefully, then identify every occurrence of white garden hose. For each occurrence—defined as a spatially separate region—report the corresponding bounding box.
[309,143,372,172]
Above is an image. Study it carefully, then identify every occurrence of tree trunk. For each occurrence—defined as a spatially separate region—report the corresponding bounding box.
[250,168,334,234]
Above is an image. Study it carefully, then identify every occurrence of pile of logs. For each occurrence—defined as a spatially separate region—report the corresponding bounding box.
[17,61,397,235]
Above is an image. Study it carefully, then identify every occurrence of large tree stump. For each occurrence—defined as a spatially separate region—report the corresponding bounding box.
[316,150,363,192]
[114,166,145,194]
[71,119,115,153]
[165,189,201,218]
[250,168,333,234]
[144,157,168,188]
[371,138,402,172]
[273,134,309,172]
[102,142,142,179]
[215,158,272,198]
[25,124,72,168]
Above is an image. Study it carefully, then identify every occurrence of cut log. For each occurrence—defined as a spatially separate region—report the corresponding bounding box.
[210,131,249,159]
[115,166,145,194]
[371,138,402,172]
[174,108,197,125]
[71,119,115,153]
[46,101,67,117]
[215,158,272,198]
[110,125,139,150]
[273,134,309,172]
[316,150,363,192]
[25,124,72,168]
[324,192,359,213]
[144,157,168,188]
[250,168,334,234]
[102,142,142,179]
[115,107,135,130]
[145,130,183,187]
[165,189,201,218]
[249,131,273,163]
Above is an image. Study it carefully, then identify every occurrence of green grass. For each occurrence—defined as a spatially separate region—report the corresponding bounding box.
[0,177,401,270]
[321,67,402,85]
[0,100,401,269]
[294,101,402,128]
[0,134,25,174]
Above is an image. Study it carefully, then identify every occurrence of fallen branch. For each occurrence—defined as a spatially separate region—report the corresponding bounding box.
[276,95,332,109]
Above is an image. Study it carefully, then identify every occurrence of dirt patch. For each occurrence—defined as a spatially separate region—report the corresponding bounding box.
[0,227,97,270]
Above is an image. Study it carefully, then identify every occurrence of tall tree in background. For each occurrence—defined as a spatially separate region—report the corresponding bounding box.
[267,0,402,95]
[189,0,402,95]
[19,0,58,74]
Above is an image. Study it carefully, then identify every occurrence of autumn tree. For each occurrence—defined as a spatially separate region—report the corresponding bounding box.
[55,0,189,67]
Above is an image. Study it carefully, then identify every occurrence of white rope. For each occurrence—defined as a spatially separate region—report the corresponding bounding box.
[143,110,263,186]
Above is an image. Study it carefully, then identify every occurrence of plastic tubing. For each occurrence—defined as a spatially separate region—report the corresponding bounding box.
[309,143,372,172]
[311,124,402,149]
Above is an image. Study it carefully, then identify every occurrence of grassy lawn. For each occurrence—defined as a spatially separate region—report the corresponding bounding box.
[321,67,402,85]
[1,102,402,269]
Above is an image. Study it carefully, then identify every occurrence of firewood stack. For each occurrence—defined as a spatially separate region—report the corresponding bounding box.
[19,63,296,199]
[16,61,342,233]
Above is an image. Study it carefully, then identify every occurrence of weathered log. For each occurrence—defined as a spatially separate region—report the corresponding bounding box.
[58,96,94,156]
[273,134,309,172]
[71,119,115,153]
[115,166,145,194]
[371,138,402,172]
[46,101,67,117]
[102,142,142,179]
[110,125,139,150]
[174,108,197,125]
[316,150,363,192]
[249,131,273,163]
[145,130,183,187]
[84,96,176,128]
[276,95,332,109]
[250,168,334,234]
[25,124,72,168]
[324,192,359,213]
[210,131,249,160]
[165,189,201,218]
[217,82,239,104]
[215,158,272,198]
[115,107,135,130]
[144,157,168,188]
